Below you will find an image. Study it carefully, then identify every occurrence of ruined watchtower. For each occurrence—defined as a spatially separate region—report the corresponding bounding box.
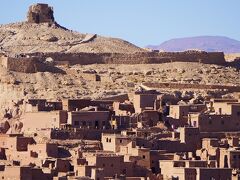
[27,3,54,23]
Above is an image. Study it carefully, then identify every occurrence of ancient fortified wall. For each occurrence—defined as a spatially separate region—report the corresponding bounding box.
[0,51,226,73]
[26,51,226,65]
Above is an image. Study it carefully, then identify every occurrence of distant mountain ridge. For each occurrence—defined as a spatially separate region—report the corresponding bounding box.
[147,36,240,53]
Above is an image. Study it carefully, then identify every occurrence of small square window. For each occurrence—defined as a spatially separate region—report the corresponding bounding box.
[74,121,80,126]
[143,155,145,159]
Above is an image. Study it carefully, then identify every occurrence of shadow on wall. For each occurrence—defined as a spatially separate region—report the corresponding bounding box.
[41,63,66,74]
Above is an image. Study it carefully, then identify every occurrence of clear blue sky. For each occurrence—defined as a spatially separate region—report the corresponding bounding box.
[1,0,239,47]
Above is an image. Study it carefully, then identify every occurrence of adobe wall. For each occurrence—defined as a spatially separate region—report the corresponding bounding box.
[102,51,226,65]
[100,93,129,102]
[3,57,45,73]
[200,132,240,139]
[1,56,64,73]
[26,51,226,66]
[50,129,120,140]
[1,51,226,73]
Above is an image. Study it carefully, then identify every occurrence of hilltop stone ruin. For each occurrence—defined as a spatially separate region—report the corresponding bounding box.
[27,3,55,24]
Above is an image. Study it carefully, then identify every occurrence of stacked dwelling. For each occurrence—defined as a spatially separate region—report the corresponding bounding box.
[0,89,240,179]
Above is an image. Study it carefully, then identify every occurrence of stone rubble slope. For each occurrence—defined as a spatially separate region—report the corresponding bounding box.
[0,22,144,55]
[0,62,239,110]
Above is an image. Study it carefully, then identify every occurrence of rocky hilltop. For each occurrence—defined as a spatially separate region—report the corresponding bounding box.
[0,4,144,56]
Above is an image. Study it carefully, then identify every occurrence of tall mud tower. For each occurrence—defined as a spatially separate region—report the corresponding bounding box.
[27,3,55,23]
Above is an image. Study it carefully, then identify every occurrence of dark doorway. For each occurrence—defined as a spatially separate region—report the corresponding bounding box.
[35,14,40,23]
[224,155,228,168]
[151,167,156,173]
[95,121,99,129]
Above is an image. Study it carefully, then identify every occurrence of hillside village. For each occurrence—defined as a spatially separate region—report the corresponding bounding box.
[0,3,240,180]
[2,89,240,179]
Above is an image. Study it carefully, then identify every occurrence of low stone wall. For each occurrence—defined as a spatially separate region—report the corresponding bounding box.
[100,94,129,103]
[82,73,100,81]
[142,82,240,92]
